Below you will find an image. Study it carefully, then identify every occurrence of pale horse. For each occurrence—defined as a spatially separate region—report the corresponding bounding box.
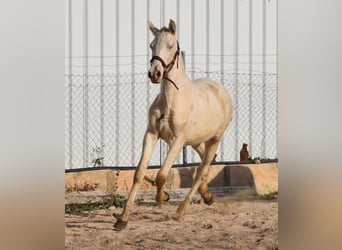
[114,19,233,230]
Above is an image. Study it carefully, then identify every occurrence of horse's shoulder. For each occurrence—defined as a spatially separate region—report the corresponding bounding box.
[148,95,162,117]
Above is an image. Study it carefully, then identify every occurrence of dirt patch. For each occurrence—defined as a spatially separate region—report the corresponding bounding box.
[65,196,278,249]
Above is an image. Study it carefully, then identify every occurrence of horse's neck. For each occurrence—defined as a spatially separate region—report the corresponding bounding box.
[159,55,189,115]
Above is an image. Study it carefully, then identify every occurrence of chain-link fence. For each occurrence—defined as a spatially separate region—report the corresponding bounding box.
[65,69,277,169]
[65,0,278,169]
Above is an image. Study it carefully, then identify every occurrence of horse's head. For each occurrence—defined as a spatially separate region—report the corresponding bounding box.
[148,19,179,84]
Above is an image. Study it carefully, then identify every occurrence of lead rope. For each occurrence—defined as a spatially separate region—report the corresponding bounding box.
[162,44,180,90]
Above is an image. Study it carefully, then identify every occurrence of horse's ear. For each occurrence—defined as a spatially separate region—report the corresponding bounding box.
[148,21,159,36]
[168,19,176,34]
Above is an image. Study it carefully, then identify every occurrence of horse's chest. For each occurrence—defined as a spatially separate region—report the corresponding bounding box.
[157,115,175,144]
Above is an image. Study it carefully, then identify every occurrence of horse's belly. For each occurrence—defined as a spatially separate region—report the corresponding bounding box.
[185,111,227,145]
[186,127,217,145]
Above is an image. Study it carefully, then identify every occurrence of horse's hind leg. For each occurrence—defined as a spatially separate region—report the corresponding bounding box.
[192,143,215,205]
[192,143,217,163]
[173,139,220,221]
[192,143,205,161]
[197,168,214,205]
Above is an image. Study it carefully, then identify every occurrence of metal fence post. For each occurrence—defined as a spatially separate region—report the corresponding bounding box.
[262,0,267,158]
[115,0,120,166]
[161,0,165,25]
[275,0,278,158]
[190,0,195,162]
[146,0,150,108]
[131,0,136,166]
[234,0,239,161]
[248,0,253,157]
[220,0,225,161]
[182,51,187,165]
[83,0,89,167]
[68,0,73,169]
[100,0,105,162]
[206,0,209,77]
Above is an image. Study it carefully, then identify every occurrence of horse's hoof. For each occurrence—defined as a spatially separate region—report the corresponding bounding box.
[114,219,128,230]
[112,213,120,219]
[172,213,182,222]
[163,191,170,202]
[156,191,170,202]
[203,193,214,206]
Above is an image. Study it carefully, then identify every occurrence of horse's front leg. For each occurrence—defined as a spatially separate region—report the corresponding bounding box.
[114,130,158,230]
[155,137,185,202]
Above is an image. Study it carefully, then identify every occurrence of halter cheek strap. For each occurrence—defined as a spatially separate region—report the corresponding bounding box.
[150,42,180,90]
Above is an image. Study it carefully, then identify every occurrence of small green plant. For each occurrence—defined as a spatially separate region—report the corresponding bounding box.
[66,201,115,214]
[91,145,105,167]
[144,175,156,186]
[191,196,201,204]
[136,197,145,206]
[259,191,278,200]
[105,170,126,208]
[106,170,120,195]
[108,194,126,208]
[65,181,100,193]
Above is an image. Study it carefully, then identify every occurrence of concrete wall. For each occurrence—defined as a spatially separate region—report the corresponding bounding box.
[65,162,278,196]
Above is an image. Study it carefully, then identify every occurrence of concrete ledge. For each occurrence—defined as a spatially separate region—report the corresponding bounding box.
[65,162,278,196]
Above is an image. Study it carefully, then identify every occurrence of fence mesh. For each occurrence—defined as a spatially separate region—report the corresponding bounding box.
[65,70,277,169]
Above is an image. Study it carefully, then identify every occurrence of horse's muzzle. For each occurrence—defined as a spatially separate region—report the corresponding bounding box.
[148,68,162,83]
[148,57,166,83]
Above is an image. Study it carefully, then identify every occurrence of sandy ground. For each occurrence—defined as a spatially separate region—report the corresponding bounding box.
[65,193,278,250]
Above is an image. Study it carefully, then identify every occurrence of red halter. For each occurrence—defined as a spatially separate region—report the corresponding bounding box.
[150,42,180,90]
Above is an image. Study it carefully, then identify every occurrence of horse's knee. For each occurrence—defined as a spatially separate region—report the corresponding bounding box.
[134,171,145,184]
[197,171,209,186]
[156,171,168,187]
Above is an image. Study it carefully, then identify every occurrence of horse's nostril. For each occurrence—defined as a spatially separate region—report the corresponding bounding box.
[156,71,161,77]
[148,71,152,78]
